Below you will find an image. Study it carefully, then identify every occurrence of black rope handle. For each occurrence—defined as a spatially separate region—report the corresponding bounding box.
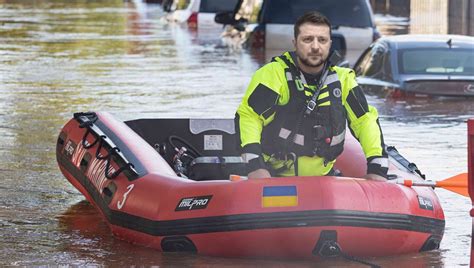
[95,137,113,160]
[74,112,137,180]
[77,112,100,149]
[74,112,98,127]
[105,157,135,179]
[82,129,103,149]
[100,145,136,180]
[79,120,93,129]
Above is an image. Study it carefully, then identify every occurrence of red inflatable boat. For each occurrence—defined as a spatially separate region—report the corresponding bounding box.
[56,112,445,259]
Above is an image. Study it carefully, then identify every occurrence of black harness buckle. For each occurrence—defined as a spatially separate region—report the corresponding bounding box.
[306,100,317,112]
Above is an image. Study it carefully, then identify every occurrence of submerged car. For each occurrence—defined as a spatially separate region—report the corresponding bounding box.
[164,0,237,35]
[216,0,379,66]
[354,35,474,98]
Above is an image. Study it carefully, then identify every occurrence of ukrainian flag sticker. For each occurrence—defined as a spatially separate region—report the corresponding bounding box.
[262,186,298,207]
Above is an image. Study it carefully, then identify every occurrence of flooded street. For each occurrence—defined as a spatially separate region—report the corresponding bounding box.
[0,0,472,267]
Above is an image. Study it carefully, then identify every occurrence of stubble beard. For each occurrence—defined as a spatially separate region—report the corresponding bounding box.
[297,51,327,70]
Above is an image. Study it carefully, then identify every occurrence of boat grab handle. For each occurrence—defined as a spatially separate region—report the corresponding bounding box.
[81,128,102,149]
[74,112,138,180]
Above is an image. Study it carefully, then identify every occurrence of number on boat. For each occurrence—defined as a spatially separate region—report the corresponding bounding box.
[117,184,134,209]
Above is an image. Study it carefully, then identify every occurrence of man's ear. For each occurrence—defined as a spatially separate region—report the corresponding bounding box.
[292,38,296,49]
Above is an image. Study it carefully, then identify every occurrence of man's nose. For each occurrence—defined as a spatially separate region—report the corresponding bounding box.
[311,40,321,51]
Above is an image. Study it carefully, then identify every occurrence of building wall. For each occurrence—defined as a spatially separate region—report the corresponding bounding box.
[374,0,473,35]
[371,0,410,16]
[410,0,448,34]
[448,0,474,36]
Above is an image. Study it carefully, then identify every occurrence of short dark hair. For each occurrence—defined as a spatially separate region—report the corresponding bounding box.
[294,11,332,40]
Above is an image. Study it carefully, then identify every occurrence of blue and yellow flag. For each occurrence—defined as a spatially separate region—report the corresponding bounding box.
[262,186,298,207]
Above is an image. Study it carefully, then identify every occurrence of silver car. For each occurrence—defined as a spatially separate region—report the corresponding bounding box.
[354,34,474,98]
[164,0,238,40]
[217,0,380,66]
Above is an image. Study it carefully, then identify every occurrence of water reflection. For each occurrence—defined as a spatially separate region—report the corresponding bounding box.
[372,0,474,35]
[372,97,474,124]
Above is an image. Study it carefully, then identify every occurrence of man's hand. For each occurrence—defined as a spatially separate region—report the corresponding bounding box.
[248,169,271,179]
[364,173,387,181]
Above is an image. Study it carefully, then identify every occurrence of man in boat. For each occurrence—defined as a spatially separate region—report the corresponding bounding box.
[234,11,388,181]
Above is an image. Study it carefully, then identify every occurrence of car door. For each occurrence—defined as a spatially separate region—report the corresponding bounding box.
[355,42,397,95]
[197,0,239,40]
[261,0,377,66]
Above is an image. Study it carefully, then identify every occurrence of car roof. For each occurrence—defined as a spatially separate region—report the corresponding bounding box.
[199,0,238,13]
[257,0,375,28]
[379,34,474,49]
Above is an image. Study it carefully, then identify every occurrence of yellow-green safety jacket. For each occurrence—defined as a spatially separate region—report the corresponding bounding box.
[235,51,388,177]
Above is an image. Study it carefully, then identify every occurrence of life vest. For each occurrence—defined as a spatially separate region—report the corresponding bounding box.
[261,54,347,163]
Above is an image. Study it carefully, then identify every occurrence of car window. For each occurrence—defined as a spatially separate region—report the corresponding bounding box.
[163,0,190,11]
[399,48,474,75]
[234,0,263,23]
[383,52,393,81]
[355,48,372,76]
[259,0,373,28]
[357,43,390,79]
[200,0,239,13]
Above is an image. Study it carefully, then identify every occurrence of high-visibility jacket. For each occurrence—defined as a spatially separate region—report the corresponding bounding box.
[235,51,388,177]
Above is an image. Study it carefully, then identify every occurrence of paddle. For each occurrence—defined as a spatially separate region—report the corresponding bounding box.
[231,173,470,197]
[397,173,468,197]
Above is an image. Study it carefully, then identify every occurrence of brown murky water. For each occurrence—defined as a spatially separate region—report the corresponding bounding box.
[0,0,472,267]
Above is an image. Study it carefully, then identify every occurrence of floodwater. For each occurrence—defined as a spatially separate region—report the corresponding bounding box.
[0,0,472,267]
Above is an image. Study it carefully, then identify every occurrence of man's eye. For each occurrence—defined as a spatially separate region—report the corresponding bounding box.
[303,37,313,43]
[318,38,329,44]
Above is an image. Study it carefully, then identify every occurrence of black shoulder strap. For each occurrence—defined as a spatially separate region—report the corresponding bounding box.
[274,52,327,115]
[304,63,329,115]
[275,54,309,96]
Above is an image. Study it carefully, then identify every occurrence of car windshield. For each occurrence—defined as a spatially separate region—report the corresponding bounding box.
[200,0,239,13]
[399,48,474,75]
[235,0,263,23]
[259,0,373,28]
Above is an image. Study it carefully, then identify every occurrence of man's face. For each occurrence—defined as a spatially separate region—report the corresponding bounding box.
[293,23,332,72]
